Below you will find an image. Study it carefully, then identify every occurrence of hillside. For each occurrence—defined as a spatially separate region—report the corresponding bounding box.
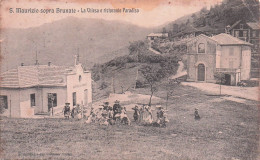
[0,17,155,72]
[162,0,259,38]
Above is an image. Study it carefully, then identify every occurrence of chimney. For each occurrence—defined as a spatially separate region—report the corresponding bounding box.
[48,62,51,66]
[21,63,24,66]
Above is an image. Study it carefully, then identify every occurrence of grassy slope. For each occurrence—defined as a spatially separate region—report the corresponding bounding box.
[1,83,259,160]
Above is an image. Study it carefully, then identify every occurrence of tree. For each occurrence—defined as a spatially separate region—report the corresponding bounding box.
[128,40,148,55]
[140,65,164,106]
[214,72,226,95]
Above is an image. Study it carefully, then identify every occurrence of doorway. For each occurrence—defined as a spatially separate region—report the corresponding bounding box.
[224,74,231,85]
[197,64,205,81]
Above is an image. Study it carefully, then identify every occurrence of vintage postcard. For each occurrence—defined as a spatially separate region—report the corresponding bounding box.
[0,0,259,159]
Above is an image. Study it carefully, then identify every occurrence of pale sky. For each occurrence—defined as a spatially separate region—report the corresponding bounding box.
[1,0,222,29]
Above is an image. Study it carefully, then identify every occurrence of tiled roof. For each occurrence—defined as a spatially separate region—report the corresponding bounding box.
[211,33,253,46]
[0,65,75,88]
[246,22,259,30]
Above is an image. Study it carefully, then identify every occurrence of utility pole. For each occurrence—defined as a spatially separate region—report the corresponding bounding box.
[134,69,138,90]
[9,95,11,118]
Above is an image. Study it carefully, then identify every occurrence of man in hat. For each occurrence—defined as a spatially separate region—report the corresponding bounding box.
[63,102,71,119]
[113,100,122,120]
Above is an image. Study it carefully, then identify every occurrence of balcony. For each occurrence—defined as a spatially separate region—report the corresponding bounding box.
[216,68,239,73]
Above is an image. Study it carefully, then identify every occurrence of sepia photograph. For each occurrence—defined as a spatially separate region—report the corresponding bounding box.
[0,0,259,159]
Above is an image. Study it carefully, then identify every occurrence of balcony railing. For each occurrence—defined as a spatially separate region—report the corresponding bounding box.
[215,68,239,72]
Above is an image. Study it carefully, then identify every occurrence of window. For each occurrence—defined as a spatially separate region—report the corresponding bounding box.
[73,92,76,106]
[79,75,82,82]
[30,94,36,107]
[48,93,57,110]
[198,43,205,53]
[239,31,243,37]
[229,47,234,56]
[240,24,243,29]
[243,31,247,37]
[235,31,239,37]
[0,96,8,109]
[252,31,256,37]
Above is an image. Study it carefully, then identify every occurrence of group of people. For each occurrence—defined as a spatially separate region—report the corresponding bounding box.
[63,100,170,127]
[132,105,169,127]
[85,100,131,126]
[63,102,83,120]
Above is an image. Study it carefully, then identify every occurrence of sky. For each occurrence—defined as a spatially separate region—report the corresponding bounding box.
[0,0,222,29]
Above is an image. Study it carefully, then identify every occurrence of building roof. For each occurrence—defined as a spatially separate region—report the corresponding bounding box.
[0,65,76,88]
[246,22,259,30]
[229,20,242,30]
[147,33,168,37]
[211,33,253,46]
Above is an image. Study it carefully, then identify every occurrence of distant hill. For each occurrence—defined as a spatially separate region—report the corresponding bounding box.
[0,17,156,72]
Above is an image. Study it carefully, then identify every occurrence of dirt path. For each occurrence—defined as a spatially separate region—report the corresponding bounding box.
[148,40,161,55]
[182,82,258,101]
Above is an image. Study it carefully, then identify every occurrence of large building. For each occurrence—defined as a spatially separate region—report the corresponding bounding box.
[0,59,92,118]
[225,20,259,77]
[186,33,252,85]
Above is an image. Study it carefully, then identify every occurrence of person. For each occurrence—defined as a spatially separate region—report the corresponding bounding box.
[132,105,140,122]
[138,104,145,123]
[96,106,104,123]
[121,107,131,125]
[107,107,115,125]
[71,106,75,118]
[194,108,200,120]
[102,102,110,111]
[63,102,71,119]
[145,105,153,124]
[113,100,122,120]
[75,104,82,120]
[156,105,168,127]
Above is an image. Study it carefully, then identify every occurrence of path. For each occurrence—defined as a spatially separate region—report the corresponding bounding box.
[182,82,258,101]
[148,40,161,55]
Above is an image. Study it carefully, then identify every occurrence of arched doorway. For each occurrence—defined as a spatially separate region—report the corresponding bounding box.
[197,64,205,81]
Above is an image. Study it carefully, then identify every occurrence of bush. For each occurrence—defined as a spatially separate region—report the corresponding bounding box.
[100,82,108,90]
[135,80,145,88]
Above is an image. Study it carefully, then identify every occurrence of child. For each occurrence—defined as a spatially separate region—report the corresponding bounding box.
[194,108,200,120]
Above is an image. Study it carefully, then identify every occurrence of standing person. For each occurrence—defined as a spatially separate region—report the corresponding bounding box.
[146,105,153,124]
[139,104,145,123]
[63,102,71,119]
[113,100,122,120]
[71,105,75,118]
[132,105,140,122]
